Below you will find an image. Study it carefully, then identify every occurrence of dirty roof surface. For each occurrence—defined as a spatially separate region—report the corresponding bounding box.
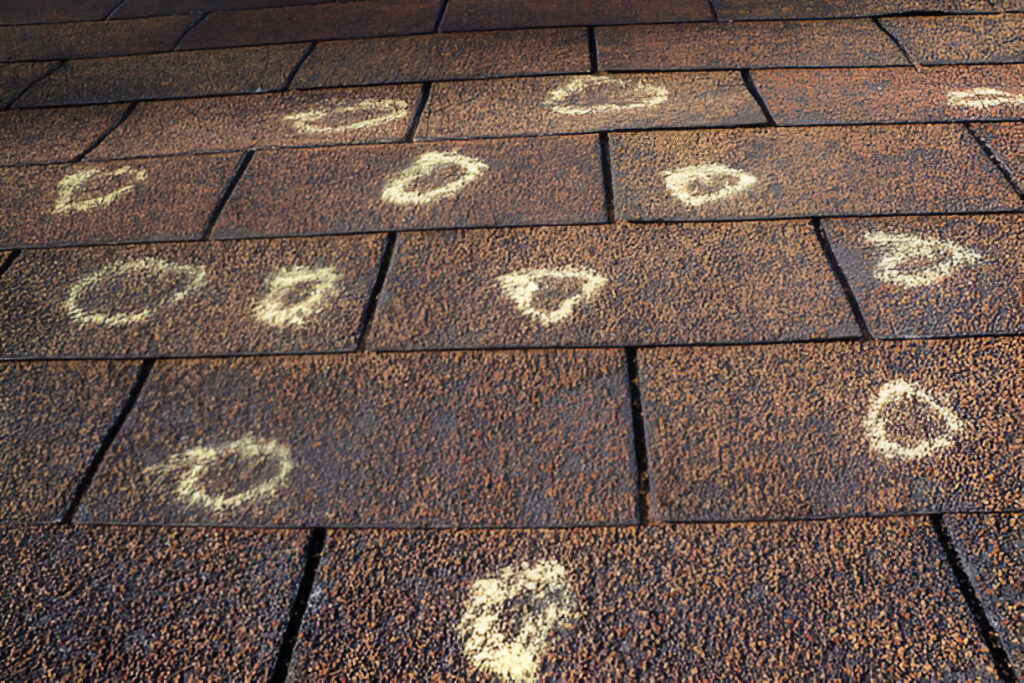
[0,0,1021,678]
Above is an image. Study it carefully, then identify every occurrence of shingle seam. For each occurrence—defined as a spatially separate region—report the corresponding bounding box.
[930,514,1017,682]
[60,358,153,524]
[966,123,1024,201]
[202,150,254,240]
[4,59,64,109]
[74,101,137,162]
[625,348,650,526]
[813,218,871,340]
[355,232,398,350]
[171,11,208,50]
[270,527,327,682]
[282,41,317,90]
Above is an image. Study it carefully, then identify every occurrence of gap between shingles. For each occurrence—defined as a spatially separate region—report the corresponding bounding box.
[587,27,599,73]
[598,132,616,222]
[270,527,326,682]
[813,218,872,340]
[171,11,208,50]
[74,101,137,162]
[930,514,1017,682]
[103,0,127,20]
[355,232,398,350]
[0,250,20,281]
[60,359,154,524]
[433,0,450,32]
[625,348,651,526]
[202,150,254,240]
[406,82,432,141]
[5,60,64,110]
[872,16,920,69]
[965,122,1024,203]
[740,68,776,126]
[283,41,318,90]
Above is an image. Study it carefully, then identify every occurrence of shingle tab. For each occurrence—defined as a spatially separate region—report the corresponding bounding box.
[754,65,1024,125]
[713,0,994,20]
[290,29,590,89]
[596,19,907,71]
[441,0,712,31]
[0,360,138,522]
[368,222,858,350]
[0,104,129,166]
[972,122,1024,194]
[824,214,1023,338]
[0,235,384,358]
[0,525,305,678]
[177,0,441,50]
[0,15,194,62]
[15,44,309,108]
[291,520,994,678]
[0,0,120,25]
[640,338,1023,521]
[879,14,1024,65]
[90,85,421,159]
[0,154,241,249]
[77,350,637,527]
[609,125,1023,221]
[416,71,765,140]
[213,135,607,239]
[947,513,1024,675]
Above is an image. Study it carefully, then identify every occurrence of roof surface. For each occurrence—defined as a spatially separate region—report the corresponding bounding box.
[0,0,1021,678]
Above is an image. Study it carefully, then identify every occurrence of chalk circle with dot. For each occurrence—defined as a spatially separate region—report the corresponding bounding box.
[496,266,608,326]
[864,230,983,288]
[53,165,149,214]
[63,257,207,327]
[380,150,489,206]
[541,74,669,116]
[863,379,964,462]
[252,265,342,328]
[283,97,409,134]
[144,434,295,513]
[663,163,757,207]
[457,559,579,680]
[946,87,1024,109]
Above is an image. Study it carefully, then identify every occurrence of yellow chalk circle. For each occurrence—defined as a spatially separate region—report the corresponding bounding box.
[541,75,669,116]
[946,87,1024,109]
[252,265,341,328]
[144,434,294,513]
[864,230,983,288]
[496,266,608,326]
[283,98,409,134]
[380,150,488,206]
[53,165,148,214]
[457,559,579,680]
[863,380,964,462]
[63,257,206,327]
[663,163,757,207]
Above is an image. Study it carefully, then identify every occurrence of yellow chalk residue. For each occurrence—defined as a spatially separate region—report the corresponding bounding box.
[662,163,757,207]
[946,87,1024,109]
[252,265,341,328]
[457,559,579,680]
[63,257,207,327]
[863,380,964,462]
[380,150,488,206]
[283,97,409,134]
[144,434,294,513]
[496,266,608,326]
[541,75,669,116]
[864,230,983,288]
[53,165,148,214]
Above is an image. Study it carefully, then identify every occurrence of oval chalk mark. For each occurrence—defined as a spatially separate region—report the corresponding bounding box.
[284,97,409,134]
[541,75,669,116]
[946,87,1024,109]
[252,265,341,328]
[496,266,608,326]
[144,434,294,513]
[64,257,207,327]
[663,163,757,207]
[863,380,964,462]
[457,559,579,680]
[864,230,983,288]
[53,165,148,214]
[381,150,489,206]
